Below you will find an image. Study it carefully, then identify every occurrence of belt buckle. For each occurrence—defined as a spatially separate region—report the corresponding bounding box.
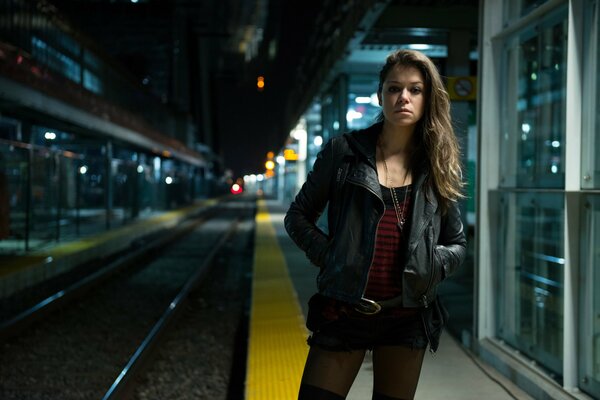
[354,297,382,315]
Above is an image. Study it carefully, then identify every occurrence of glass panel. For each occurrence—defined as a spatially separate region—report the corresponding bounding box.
[579,195,600,398]
[29,148,59,249]
[0,143,29,253]
[496,191,564,377]
[500,8,567,188]
[582,1,600,188]
[78,153,107,236]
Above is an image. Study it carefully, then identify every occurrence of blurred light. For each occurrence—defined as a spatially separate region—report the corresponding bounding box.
[531,73,537,80]
[276,155,285,165]
[292,128,307,141]
[408,44,431,50]
[131,0,139,3]
[231,183,243,195]
[257,76,265,91]
[314,135,323,147]
[243,175,250,182]
[551,140,560,148]
[521,123,531,133]
[551,165,558,174]
[284,149,298,160]
[44,131,56,140]
[355,96,371,104]
[79,165,88,174]
[162,150,171,157]
[333,121,340,130]
[266,151,274,159]
[256,174,264,182]
[346,110,363,123]
[165,176,173,184]
[249,174,257,183]
[137,165,144,173]
[265,160,275,170]
[371,93,379,106]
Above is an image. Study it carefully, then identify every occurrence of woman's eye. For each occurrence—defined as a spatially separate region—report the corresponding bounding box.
[388,86,399,92]
[410,87,422,94]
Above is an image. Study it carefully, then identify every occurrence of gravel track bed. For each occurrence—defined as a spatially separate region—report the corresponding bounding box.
[0,203,244,400]
[133,212,254,400]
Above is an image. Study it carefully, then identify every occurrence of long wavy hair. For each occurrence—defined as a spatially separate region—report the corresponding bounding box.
[377,49,464,211]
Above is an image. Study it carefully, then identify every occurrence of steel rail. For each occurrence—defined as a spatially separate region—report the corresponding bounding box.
[101,217,241,400]
[0,208,217,340]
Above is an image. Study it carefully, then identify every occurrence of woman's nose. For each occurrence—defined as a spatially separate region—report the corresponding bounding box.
[397,88,409,103]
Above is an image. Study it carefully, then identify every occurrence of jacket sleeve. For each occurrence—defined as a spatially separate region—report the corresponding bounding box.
[435,201,467,280]
[284,138,336,267]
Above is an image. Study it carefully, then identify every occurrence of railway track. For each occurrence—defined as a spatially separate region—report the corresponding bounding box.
[0,198,255,400]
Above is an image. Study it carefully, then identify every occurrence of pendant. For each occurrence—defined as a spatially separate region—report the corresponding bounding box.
[397,218,405,231]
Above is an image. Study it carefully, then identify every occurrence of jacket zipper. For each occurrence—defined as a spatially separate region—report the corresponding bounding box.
[420,226,436,308]
[420,312,436,353]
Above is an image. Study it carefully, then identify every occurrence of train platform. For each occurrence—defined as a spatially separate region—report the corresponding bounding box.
[246,199,533,400]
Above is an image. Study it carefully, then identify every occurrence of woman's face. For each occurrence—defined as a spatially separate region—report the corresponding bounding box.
[378,65,426,129]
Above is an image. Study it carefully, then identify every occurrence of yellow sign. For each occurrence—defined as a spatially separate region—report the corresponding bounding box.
[283,149,298,161]
[447,76,477,101]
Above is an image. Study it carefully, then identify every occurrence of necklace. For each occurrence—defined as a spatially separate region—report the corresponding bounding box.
[379,144,410,231]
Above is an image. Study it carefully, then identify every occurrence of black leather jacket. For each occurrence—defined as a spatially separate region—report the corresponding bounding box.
[285,122,466,309]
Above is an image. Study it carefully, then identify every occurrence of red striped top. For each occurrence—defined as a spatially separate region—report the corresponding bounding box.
[364,184,411,300]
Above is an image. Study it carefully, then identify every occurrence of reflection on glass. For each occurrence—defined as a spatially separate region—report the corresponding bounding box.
[583,1,600,188]
[496,192,564,376]
[504,0,550,25]
[579,196,600,398]
[500,8,567,188]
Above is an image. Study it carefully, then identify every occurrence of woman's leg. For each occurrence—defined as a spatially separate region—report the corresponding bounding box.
[298,346,366,399]
[371,345,426,400]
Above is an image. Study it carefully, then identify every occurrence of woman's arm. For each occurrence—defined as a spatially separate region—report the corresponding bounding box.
[284,139,337,268]
[435,201,467,279]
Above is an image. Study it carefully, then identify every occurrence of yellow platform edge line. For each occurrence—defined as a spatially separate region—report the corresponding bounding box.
[245,199,309,400]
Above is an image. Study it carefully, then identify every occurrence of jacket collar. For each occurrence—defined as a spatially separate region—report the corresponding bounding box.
[344,122,382,169]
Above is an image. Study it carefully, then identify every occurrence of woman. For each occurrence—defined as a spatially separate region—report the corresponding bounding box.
[285,49,467,400]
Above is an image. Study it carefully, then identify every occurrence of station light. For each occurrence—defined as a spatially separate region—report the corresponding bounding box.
[265,160,275,170]
[231,183,243,195]
[283,148,298,161]
[79,165,88,175]
[257,76,265,91]
[165,176,173,184]
[266,151,274,159]
[44,131,56,140]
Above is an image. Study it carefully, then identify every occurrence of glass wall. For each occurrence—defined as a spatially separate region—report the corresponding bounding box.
[496,192,564,376]
[493,0,568,386]
[582,0,600,188]
[580,1,600,398]
[0,115,205,254]
[580,195,600,396]
[500,7,567,188]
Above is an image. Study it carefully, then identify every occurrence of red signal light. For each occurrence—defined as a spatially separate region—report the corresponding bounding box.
[231,183,243,195]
